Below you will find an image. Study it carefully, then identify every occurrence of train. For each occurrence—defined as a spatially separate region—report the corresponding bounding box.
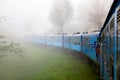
[99,0,120,80]
[28,32,100,76]
[27,0,120,80]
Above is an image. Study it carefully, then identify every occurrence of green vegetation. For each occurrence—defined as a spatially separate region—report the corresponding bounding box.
[0,35,24,56]
[0,42,98,80]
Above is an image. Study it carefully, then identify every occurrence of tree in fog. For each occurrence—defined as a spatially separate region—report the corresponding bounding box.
[88,0,112,30]
[0,35,25,59]
[50,0,73,34]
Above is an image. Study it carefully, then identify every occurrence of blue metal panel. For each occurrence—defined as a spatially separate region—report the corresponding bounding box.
[46,35,54,46]
[118,37,120,51]
[53,42,62,47]
[64,35,71,49]
[70,35,81,52]
[47,41,53,46]
[82,45,96,61]
[71,43,81,51]
[53,35,63,47]
[82,33,99,61]
[38,40,44,44]
[113,11,117,80]
[64,43,70,49]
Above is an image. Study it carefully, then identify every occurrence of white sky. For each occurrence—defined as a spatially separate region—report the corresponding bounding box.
[0,0,54,36]
[0,0,113,36]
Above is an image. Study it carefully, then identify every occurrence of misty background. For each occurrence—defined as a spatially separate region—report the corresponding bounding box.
[0,0,113,37]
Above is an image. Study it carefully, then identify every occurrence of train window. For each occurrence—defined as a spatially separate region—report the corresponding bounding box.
[72,36,81,45]
[54,36,62,42]
[82,37,90,47]
[117,8,120,24]
[110,17,114,30]
[82,37,86,46]
[64,36,70,43]
[71,37,75,44]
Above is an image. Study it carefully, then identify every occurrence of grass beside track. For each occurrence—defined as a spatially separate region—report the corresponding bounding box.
[0,44,98,80]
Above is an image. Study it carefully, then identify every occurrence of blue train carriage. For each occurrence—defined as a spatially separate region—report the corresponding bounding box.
[46,35,54,46]
[29,35,41,44]
[116,3,120,80]
[70,34,82,52]
[32,35,46,45]
[64,35,71,49]
[99,0,120,80]
[53,35,63,47]
[81,32,99,61]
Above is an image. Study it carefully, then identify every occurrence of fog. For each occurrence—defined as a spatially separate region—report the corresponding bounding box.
[0,0,113,37]
[0,0,53,37]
